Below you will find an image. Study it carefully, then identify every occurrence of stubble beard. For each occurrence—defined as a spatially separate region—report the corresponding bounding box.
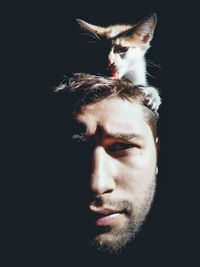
[88,179,156,255]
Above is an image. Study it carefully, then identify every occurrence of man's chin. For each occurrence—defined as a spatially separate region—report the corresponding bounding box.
[88,222,139,255]
[86,182,156,255]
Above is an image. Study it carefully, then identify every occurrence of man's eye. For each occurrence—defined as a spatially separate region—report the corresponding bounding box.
[107,142,135,153]
[117,47,129,54]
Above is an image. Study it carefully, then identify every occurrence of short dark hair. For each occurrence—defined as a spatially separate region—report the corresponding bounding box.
[55,73,160,140]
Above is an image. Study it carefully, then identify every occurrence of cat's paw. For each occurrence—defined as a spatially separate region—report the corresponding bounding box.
[142,86,161,112]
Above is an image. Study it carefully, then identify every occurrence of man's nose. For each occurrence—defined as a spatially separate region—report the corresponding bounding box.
[90,146,116,196]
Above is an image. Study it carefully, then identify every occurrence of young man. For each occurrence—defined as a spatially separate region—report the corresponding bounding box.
[55,73,161,255]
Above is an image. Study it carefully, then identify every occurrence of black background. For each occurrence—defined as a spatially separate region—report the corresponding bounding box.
[4,0,199,266]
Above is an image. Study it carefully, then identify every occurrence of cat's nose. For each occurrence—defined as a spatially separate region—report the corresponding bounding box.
[108,59,115,68]
[108,59,112,66]
[108,52,115,65]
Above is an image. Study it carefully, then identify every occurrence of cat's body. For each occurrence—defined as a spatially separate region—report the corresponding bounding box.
[76,13,161,111]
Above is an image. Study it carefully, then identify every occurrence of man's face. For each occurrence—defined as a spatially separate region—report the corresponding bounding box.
[73,97,158,254]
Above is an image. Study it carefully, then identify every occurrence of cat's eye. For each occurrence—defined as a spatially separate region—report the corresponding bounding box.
[117,47,129,54]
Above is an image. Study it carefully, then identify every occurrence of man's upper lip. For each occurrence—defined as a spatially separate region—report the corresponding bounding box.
[89,206,121,216]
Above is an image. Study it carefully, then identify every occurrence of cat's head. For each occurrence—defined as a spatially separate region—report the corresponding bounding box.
[76,14,157,78]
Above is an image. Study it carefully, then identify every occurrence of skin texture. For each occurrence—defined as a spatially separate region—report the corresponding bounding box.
[74,97,158,254]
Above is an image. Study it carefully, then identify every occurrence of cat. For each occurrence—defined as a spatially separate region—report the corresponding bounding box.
[76,13,161,111]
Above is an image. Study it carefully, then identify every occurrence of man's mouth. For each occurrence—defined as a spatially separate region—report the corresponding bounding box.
[89,207,124,226]
[95,213,123,226]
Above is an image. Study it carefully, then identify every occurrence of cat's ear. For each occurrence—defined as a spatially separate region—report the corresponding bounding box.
[76,19,105,35]
[134,13,157,43]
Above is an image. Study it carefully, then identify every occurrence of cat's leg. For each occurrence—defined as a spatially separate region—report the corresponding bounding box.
[141,86,161,112]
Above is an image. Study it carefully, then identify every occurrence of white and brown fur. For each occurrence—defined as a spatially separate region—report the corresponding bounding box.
[76,14,161,111]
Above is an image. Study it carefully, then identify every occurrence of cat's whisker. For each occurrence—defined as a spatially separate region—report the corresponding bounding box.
[80,33,99,41]
[146,72,156,79]
[146,60,162,69]
[84,41,96,44]
[92,33,101,41]
[81,32,101,41]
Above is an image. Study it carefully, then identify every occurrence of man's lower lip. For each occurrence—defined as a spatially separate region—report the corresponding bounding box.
[95,213,122,226]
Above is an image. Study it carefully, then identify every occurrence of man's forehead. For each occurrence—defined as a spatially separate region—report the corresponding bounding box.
[73,97,150,139]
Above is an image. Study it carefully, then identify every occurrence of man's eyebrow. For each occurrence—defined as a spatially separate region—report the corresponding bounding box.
[105,132,145,141]
[71,132,144,142]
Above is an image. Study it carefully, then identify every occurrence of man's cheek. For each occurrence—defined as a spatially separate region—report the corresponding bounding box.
[128,151,156,171]
[118,166,152,195]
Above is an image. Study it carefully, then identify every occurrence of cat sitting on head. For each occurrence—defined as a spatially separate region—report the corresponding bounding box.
[76,13,161,111]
